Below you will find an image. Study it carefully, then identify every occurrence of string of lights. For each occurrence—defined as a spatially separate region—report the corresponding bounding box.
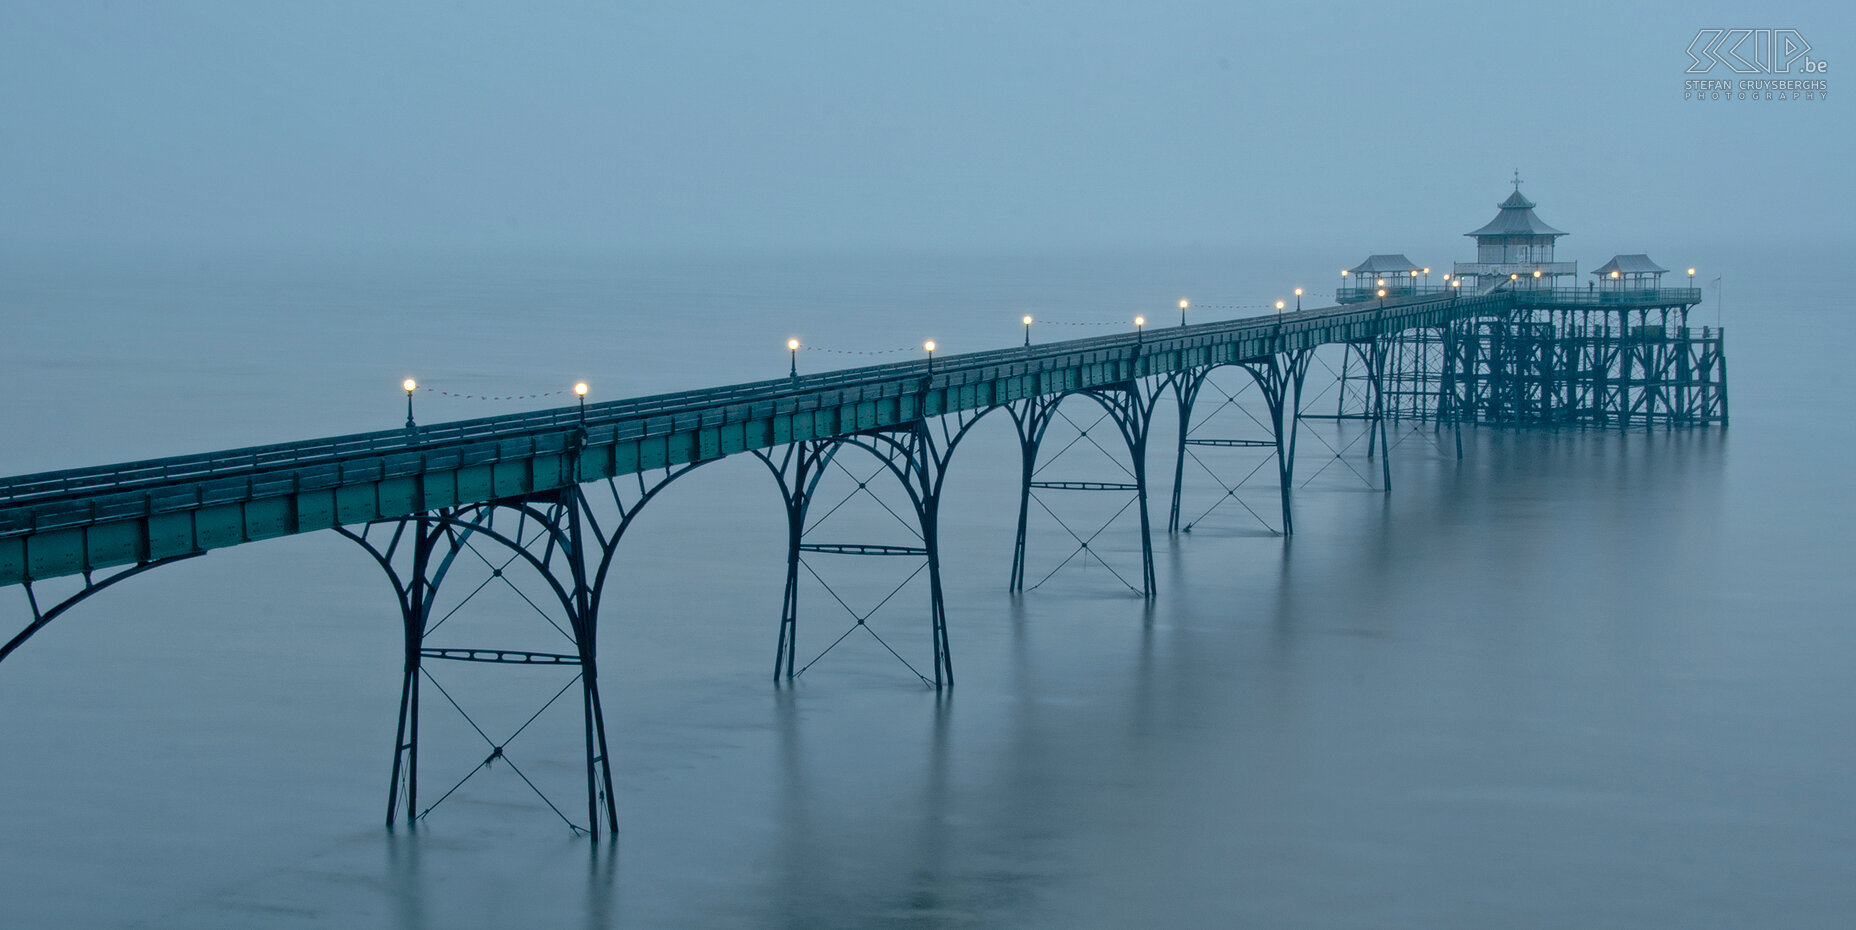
[796,345,921,356]
[419,386,574,401]
[400,297,1312,418]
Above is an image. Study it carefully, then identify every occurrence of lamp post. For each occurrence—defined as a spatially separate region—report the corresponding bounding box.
[1423,267,1431,289]
[402,379,417,429]
[1134,316,1145,342]
[1294,287,1303,311]
[1275,300,1285,316]
[1688,267,1696,294]
[1023,315,1033,347]
[1179,298,1189,327]
[1341,268,1351,300]
[924,340,936,373]
[1451,278,1461,298]
[1376,288,1386,307]
[788,338,801,379]
[575,381,588,424]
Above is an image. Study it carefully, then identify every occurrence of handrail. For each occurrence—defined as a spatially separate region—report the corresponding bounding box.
[0,291,1501,508]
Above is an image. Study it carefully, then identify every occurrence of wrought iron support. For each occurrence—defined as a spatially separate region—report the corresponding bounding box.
[1349,338,1393,492]
[1006,394,1059,592]
[336,513,465,829]
[1166,367,1208,535]
[755,439,839,682]
[341,436,702,838]
[1,553,204,667]
[1237,350,1313,535]
[1008,378,1166,598]
[759,408,988,687]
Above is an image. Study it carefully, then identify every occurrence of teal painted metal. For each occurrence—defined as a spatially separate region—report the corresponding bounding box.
[0,290,1678,588]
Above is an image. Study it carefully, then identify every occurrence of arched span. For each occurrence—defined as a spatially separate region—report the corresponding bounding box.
[1008,378,1176,597]
[0,553,203,665]
[753,411,998,687]
[334,455,714,838]
[1166,352,1312,537]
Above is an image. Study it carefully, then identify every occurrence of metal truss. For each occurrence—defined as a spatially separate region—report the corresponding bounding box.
[1007,375,1171,600]
[1376,306,1726,432]
[340,432,705,838]
[1165,366,1281,535]
[757,410,987,689]
[1166,350,1312,537]
[1295,340,1393,492]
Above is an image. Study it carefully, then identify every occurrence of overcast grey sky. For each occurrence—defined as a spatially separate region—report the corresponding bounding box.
[1,1,1847,258]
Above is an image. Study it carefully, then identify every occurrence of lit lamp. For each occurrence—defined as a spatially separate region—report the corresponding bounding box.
[1294,287,1303,311]
[1023,315,1034,346]
[924,340,936,372]
[788,338,801,378]
[1179,298,1189,327]
[1376,288,1387,306]
[1688,267,1696,287]
[402,378,418,429]
[575,381,589,424]
[1423,267,1431,287]
[1275,299,1285,316]
[1134,316,1145,342]
[1451,278,1461,294]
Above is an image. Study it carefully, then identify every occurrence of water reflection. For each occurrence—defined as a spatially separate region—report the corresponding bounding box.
[385,830,422,930]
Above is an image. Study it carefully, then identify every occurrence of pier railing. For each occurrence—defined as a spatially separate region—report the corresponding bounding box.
[1511,286,1702,308]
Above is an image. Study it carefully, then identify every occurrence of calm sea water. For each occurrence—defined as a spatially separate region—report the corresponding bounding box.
[1,247,1850,928]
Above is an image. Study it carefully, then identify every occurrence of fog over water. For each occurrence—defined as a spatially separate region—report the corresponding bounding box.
[2,1,1852,926]
[0,246,1851,928]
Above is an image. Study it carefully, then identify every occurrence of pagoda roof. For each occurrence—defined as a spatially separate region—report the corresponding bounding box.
[1465,190,1567,238]
[1348,253,1423,275]
[1592,254,1668,276]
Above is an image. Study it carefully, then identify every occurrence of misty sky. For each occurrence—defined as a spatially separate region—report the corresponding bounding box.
[1,1,1847,259]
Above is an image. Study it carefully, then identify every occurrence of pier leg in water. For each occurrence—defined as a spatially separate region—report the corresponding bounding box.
[760,413,986,688]
[1009,377,1168,599]
[1239,350,1312,535]
[341,445,702,838]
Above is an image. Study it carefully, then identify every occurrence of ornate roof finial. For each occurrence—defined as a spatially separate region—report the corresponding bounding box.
[1512,169,1523,192]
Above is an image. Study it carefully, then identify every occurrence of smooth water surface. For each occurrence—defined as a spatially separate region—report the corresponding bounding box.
[0,248,1849,928]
